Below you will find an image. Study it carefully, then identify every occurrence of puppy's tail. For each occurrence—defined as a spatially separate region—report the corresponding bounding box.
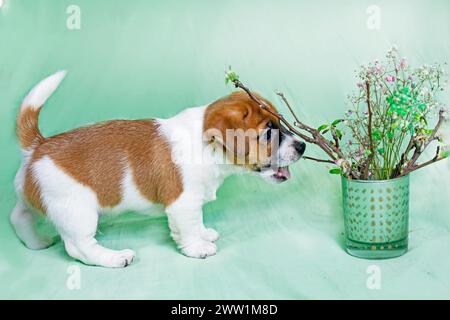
[17,70,67,151]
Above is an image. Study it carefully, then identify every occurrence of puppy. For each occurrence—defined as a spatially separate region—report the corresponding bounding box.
[11,71,305,267]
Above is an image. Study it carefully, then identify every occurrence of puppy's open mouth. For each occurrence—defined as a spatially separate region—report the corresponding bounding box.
[272,166,291,182]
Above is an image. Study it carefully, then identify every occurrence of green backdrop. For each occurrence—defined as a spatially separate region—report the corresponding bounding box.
[1,0,450,299]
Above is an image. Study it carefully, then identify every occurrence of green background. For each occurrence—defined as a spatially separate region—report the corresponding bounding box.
[1,0,450,299]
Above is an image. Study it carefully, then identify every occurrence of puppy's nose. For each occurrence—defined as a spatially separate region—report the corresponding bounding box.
[293,141,306,155]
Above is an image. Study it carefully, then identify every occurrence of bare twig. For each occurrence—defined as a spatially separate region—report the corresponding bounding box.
[231,80,314,143]
[230,79,343,160]
[399,146,445,177]
[227,73,446,180]
[405,108,446,170]
[331,130,340,149]
[362,81,374,179]
[302,156,335,164]
[392,137,415,177]
[275,91,302,126]
[276,92,346,160]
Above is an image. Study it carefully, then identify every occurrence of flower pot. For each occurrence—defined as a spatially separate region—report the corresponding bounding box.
[341,175,409,259]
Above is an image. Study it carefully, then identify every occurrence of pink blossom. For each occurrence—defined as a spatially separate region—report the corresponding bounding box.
[400,58,408,70]
[374,61,384,74]
[385,75,396,82]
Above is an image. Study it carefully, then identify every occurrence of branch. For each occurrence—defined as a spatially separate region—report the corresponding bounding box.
[276,92,346,160]
[231,80,314,143]
[399,146,446,177]
[391,137,415,178]
[228,75,359,177]
[303,156,335,164]
[275,91,302,128]
[230,79,344,162]
[362,80,374,179]
[331,130,340,149]
[406,108,446,169]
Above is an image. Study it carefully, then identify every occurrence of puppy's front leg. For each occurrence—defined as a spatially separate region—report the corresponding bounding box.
[166,195,217,259]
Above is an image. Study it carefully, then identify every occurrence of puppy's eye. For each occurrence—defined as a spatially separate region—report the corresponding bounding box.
[258,121,274,141]
[264,128,272,140]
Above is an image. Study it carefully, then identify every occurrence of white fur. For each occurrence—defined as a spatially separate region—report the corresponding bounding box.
[21,70,66,110]
[33,156,135,267]
[11,106,226,265]
[158,106,233,257]
[278,134,301,166]
[11,74,303,266]
[10,202,54,250]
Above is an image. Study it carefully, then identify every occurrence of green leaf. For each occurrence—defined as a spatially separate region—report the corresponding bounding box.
[387,131,394,139]
[372,129,381,141]
[421,117,428,125]
[441,149,450,158]
[317,124,328,132]
[397,108,408,117]
[225,70,239,84]
[335,129,343,139]
[329,168,342,175]
[378,148,385,155]
[331,119,344,127]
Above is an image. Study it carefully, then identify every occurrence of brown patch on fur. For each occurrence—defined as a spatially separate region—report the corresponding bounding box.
[23,120,183,212]
[17,107,45,150]
[203,91,280,168]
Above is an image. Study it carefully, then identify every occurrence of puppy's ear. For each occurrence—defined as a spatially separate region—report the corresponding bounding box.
[204,102,252,158]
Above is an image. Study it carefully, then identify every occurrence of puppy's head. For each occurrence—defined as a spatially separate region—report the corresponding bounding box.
[204,91,305,183]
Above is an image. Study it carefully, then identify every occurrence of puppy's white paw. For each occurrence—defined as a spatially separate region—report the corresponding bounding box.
[26,235,54,250]
[182,241,217,259]
[105,249,135,268]
[201,228,220,242]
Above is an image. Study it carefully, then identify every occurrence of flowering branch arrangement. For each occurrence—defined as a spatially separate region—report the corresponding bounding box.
[225,47,449,180]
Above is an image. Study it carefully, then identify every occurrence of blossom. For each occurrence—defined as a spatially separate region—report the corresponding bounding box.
[385,75,396,82]
[374,60,385,74]
[400,57,408,70]
[386,46,398,59]
[341,160,352,174]
[335,159,352,174]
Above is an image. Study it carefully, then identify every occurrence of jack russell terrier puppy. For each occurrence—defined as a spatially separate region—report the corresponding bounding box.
[11,71,305,267]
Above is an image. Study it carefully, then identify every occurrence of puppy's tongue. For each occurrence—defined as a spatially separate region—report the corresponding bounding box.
[275,166,291,179]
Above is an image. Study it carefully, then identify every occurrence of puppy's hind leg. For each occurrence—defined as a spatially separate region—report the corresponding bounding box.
[10,201,54,250]
[48,203,135,268]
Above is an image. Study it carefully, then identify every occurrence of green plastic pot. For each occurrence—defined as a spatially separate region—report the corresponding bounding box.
[341,175,410,259]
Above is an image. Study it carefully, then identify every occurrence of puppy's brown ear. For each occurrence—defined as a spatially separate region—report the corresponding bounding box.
[204,101,252,159]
